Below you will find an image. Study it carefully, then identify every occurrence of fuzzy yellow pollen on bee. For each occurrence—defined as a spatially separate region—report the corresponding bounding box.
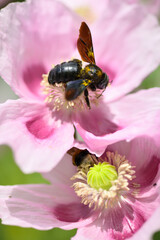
[84,66,90,73]
[88,51,94,58]
[82,80,92,86]
[41,71,99,112]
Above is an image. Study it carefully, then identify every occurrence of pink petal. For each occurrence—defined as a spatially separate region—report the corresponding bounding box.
[0,184,93,230]
[72,201,146,240]
[127,0,160,17]
[108,88,160,144]
[0,0,79,100]
[128,206,160,240]
[93,1,160,101]
[73,103,118,137]
[0,99,74,173]
[73,196,160,240]
[75,88,160,155]
[59,0,107,22]
[107,135,160,189]
[42,153,77,187]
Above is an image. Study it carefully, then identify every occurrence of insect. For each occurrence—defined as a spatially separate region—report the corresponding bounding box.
[48,22,109,108]
[67,147,98,171]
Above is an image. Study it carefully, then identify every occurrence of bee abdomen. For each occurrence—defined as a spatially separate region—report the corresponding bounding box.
[48,59,82,85]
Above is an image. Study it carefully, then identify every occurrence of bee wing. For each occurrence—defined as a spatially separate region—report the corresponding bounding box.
[65,79,91,101]
[67,147,79,156]
[77,22,96,64]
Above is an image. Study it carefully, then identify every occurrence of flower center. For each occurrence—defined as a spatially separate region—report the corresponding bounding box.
[75,6,97,23]
[87,162,118,191]
[41,70,102,112]
[71,151,136,210]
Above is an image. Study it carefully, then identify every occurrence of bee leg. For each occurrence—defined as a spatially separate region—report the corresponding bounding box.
[84,89,91,109]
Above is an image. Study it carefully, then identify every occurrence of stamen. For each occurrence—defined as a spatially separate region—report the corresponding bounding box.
[41,72,103,112]
[71,151,136,210]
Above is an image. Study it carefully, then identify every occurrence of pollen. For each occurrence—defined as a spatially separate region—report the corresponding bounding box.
[82,79,92,86]
[41,71,102,112]
[71,151,136,210]
[88,51,94,59]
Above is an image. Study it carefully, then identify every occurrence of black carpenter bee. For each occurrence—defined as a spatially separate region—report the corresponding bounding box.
[48,22,109,108]
[67,147,98,170]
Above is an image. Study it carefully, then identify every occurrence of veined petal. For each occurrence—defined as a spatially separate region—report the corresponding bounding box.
[0,184,92,230]
[128,206,160,240]
[72,202,146,240]
[0,0,80,100]
[0,99,74,173]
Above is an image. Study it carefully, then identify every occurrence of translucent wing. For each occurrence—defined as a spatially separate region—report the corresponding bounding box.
[65,79,91,101]
[77,22,96,64]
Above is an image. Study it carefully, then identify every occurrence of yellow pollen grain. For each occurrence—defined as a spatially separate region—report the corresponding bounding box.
[82,80,92,86]
[97,70,102,77]
[88,51,94,58]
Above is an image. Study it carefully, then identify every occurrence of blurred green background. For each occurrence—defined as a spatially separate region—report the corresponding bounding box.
[0,0,160,239]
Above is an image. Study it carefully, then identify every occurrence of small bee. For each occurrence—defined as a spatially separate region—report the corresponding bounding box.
[48,22,109,108]
[67,147,98,171]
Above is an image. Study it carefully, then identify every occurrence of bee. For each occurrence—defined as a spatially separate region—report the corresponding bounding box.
[67,147,98,171]
[48,22,109,108]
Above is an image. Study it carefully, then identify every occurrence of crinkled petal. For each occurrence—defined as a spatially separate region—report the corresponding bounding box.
[74,88,160,155]
[0,184,93,230]
[93,0,160,101]
[0,99,75,173]
[0,0,79,100]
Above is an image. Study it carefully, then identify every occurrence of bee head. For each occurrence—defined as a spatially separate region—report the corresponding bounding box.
[96,73,109,89]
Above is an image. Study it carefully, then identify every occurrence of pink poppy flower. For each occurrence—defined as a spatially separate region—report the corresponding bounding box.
[0,0,160,173]
[0,132,160,240]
